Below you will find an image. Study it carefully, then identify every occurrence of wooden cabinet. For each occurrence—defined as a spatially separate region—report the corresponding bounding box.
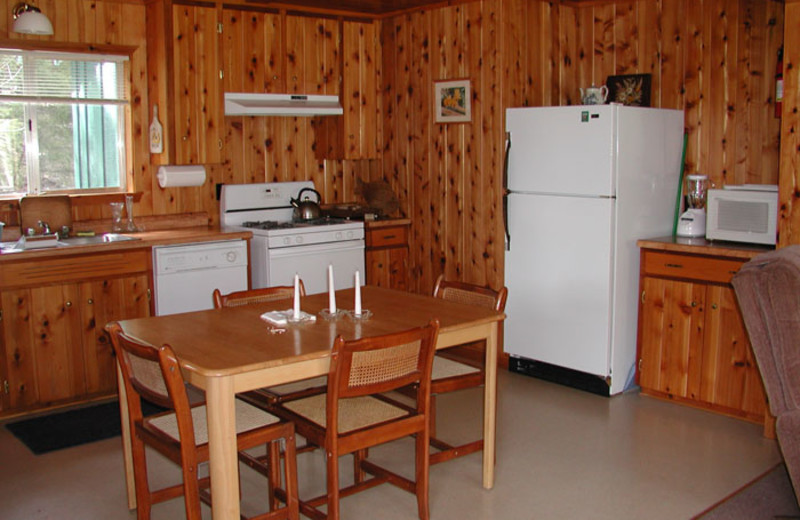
[220,7,284,94]
[365,221,409,290]
[147,0,222,165]
[221,9,339,96]
[171,1,222,164]
[0,251,150,416]
[637,247,767,424]
[315,19,382,160]
[340,19,381,159]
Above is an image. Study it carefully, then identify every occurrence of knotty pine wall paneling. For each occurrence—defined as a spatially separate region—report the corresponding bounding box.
[0,0,787,293]
[0,0,150,224]
[570,0,782,189]
[381,0,783,297]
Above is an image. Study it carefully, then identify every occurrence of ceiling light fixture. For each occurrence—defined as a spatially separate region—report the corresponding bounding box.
[12,2,53,35]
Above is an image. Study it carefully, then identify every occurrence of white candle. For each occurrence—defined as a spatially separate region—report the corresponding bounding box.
[293,273,300,319]
[328,264,337,313]
[354,270,362,316]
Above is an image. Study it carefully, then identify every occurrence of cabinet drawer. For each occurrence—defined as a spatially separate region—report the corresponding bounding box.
[642,251,744,284]
[0,250,150,288]
[366,226,408,248]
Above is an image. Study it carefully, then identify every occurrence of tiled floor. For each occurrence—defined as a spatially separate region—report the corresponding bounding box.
[0,370,781,519]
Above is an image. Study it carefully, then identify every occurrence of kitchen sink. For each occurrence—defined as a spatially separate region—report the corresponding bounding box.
[0,233,141,252]
[58,233,140,246]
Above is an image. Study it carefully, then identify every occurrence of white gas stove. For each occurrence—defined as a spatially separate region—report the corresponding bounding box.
[220,181,365,294]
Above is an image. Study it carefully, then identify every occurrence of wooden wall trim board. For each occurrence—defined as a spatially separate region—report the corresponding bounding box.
[778,2,800,246]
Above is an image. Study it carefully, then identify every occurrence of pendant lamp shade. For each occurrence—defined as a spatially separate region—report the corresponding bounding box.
[12,3,53,35]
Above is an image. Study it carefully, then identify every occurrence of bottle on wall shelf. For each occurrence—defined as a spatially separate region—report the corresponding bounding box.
[149,104,163,154]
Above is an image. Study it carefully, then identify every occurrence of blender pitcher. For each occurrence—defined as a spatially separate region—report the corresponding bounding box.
[676,174,708,237]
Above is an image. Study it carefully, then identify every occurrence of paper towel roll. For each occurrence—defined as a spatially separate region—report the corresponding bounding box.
[157,165,206,188]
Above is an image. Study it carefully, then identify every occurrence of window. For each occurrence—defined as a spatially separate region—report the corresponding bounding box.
[0,49,128,195]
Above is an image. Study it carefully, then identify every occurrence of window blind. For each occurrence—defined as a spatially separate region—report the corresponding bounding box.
[0,49,128,105]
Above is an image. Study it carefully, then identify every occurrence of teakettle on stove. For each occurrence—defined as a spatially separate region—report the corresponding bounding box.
[290,187,322,221]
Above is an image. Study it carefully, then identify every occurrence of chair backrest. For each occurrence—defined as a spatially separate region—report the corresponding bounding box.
[433,275,508,312]
[732,246,800,417]
[327,320,440,413]
[213,281,306,309]
[106,322,196,447]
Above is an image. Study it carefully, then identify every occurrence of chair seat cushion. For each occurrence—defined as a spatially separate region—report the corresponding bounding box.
[432,356,481,380]
[265,376,327,397]
[283,394,408,434]
[147,399,281,445]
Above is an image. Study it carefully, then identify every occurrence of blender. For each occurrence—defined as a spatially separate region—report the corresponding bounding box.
[676,174,708,237]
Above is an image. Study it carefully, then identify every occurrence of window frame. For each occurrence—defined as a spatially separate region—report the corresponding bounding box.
[0,46,132,197]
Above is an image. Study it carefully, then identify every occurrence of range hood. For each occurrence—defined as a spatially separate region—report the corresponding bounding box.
[224,92,343,117]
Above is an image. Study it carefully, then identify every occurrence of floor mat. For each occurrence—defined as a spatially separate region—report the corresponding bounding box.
[5,401,165,455]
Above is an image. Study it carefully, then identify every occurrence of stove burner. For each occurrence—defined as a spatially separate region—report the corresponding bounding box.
[241,217,350,230]
[242,220,294,230]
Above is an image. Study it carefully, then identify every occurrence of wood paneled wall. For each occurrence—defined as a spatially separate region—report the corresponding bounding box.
[0,0,150,224]
[382,0,784,295]
[0,0,785,296]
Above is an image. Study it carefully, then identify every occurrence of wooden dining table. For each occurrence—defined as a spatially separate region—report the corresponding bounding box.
[115,285,504,519]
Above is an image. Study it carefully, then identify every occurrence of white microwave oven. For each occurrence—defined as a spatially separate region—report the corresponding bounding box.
[705,185,778,245]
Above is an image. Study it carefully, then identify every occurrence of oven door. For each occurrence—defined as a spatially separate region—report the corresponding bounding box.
[264,240,365,294]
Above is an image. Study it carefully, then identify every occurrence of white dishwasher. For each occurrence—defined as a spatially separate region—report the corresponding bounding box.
[152,240,248,316]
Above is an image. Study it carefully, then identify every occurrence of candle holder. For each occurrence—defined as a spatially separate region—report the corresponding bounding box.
[345,309,372,321]
[319,309,345,321]
[285,310,317,324]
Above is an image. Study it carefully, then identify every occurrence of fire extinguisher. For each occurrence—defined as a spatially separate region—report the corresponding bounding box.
[776,46,784,118]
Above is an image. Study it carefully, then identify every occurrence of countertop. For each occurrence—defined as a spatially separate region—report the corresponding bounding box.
[637,236,775,260]
[0,226,252,262]
[365,218,411,229]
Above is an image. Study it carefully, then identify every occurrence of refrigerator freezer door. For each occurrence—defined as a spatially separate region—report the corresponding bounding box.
[505,192,614,377]
[506,105,616,197]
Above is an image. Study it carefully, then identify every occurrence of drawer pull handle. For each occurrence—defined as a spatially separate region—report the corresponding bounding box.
[665,263,683,268]
[65,301,72,308]
[382,234,396,239]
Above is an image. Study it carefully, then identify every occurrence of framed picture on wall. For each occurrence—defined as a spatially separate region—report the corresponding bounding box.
[434,79,472,123]
[606,74,652,107]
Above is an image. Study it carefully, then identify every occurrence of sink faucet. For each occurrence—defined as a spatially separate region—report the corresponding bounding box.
[37,220,51,235]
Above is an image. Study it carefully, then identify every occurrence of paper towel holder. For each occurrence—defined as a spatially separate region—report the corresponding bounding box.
[156,165,207,188]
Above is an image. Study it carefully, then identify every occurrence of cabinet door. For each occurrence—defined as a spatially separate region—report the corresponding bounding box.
[700,285,767,418]
[0,289,39,410]
[221,7,283,93]
[285,14,339,95]
[30,284,86,403]
[342,19,380,159]
[366,248,408,290]
[172,2,222,164]
[639,277,706,399]
[80,275,150,396]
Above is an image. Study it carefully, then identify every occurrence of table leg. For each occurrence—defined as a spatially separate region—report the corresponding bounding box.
[206,377,240,519]
[117,362,137,510]
[483,322,498,489]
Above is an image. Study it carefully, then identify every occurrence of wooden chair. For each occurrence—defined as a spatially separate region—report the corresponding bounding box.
[212,281,305,308]
[275,320,440,520]
[213,283,328,404]
[107,322,299,520]
[426,275,507,464]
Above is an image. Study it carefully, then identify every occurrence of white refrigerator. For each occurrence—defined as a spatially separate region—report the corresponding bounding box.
[504,104,684,395]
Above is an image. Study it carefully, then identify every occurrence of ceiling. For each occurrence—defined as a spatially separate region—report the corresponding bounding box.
[245,0,455,16]
[245,0,598,17]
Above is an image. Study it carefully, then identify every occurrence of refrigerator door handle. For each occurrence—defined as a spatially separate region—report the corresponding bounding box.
[503,132,511,250]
